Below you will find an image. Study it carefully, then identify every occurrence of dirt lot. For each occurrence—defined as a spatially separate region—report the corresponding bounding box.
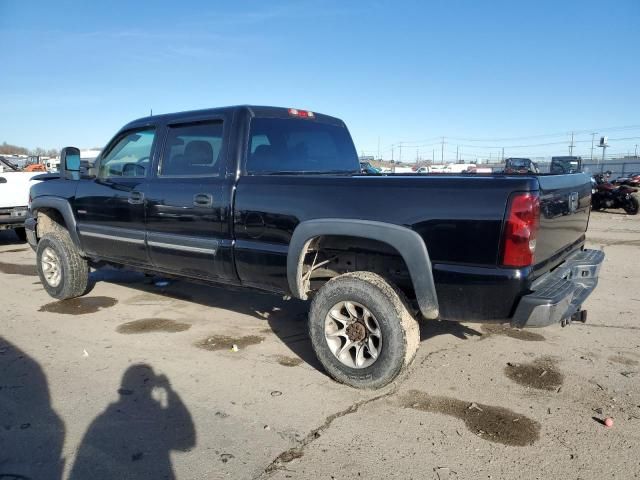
[1,212,639,480]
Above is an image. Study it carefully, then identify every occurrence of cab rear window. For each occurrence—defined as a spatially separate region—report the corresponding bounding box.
[246,118,359,174]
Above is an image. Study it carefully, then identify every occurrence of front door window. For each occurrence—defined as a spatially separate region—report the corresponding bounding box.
[99,129,155,178]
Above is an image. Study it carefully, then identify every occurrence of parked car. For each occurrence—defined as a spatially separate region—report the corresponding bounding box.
[550,156,582,174]
[26,105,604,388]
[359,161,381,174]
[504,157,539,174]
[0,156,42,241]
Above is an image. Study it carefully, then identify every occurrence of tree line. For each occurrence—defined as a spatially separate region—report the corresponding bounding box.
[0,141,59,157]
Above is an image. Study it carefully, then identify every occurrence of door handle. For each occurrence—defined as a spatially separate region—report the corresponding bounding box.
[128,191,145,205]
[193,193,213,207]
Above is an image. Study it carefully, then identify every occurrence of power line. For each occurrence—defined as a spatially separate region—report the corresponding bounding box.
[385,125,640,150]
[445,124,640,143]
[376,128,640,160]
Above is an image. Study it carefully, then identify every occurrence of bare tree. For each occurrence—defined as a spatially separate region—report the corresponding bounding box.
[0,141,29,155]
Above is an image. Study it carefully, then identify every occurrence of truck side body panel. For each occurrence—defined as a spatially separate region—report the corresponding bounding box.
[233,174,539,320]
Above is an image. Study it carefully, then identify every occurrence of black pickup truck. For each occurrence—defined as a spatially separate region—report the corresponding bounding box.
[26,105,604,388]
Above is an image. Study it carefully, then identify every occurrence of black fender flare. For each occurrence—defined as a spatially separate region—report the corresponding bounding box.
[287,218,439,319]
[30,196,85,255]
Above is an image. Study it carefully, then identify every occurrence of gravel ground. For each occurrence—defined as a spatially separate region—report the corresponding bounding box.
[0,211,639,480]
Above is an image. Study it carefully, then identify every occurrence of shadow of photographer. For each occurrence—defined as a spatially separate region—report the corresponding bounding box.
[0,336,65,480]
[0,336,196,480]
[68,364,196,480]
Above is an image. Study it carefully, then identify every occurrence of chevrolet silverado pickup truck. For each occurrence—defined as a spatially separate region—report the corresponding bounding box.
[26,105,604,388]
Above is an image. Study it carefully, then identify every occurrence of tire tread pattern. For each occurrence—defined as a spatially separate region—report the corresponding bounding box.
[37,231,89,300]
[308,271,420,389]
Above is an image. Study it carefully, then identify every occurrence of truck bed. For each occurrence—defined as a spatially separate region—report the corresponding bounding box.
[233,172,592,320]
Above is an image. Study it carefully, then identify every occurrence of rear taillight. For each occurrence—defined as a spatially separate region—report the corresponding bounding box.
[501,192,540,267]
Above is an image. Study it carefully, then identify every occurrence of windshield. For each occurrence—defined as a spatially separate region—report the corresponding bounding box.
[551,157,581,174]
[246,118,359,174]
[507,158,530,168]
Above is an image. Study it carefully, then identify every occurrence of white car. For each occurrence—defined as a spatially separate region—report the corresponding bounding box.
[0,158,42,241]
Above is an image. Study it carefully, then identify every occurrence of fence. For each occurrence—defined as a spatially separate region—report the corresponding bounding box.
[488,159,640,178]
[582,160,640,179]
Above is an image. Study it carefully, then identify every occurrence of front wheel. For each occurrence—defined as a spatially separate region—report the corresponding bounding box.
[623,195,639,215]
[308,272,420,389]
[36,232,89,300]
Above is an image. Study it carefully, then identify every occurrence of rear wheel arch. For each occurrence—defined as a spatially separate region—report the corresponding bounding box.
[287,219,439,319]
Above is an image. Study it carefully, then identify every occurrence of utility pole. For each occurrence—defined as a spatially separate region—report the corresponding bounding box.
[432,149,435,164]
[598,137,608,164]
[377,137,380,160]
[441,137,445,164]
[569,132,575,156]
[590,133,596,161]
[399,142,402,163]
[456,145,459,163]
[391,146,394,162]
[501,147,505,162]
[416,148,419,163]
[635,144,638,159]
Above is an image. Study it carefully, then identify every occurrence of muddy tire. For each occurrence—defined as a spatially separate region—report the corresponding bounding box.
[308,271,420,389]
[623,195,639,215]
[36,232,89,300]
[14,227,27,242]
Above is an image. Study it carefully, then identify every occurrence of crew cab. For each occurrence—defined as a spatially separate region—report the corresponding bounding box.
[26,106,604,388]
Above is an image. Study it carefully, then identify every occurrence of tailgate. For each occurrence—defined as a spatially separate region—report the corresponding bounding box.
[534,173,592,274]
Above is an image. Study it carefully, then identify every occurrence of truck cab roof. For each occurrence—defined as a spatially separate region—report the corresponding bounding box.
[122,105,346,131]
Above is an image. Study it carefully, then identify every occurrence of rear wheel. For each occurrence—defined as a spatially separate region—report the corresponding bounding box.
[36,232,89,300]
[623,195,639,215]
[308,272,419,389]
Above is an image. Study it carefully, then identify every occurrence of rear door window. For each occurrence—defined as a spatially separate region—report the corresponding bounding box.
[246,118,359,174]
[160,121,224,177]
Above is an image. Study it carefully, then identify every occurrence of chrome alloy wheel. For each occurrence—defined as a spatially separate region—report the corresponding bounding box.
[41,246,62,287]
[324,301,382,369]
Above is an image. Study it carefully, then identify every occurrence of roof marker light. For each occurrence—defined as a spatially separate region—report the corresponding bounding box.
[288,108,315,119]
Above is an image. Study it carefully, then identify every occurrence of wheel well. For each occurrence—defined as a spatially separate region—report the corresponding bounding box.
[300,235,415,302]
[36,208,66,237]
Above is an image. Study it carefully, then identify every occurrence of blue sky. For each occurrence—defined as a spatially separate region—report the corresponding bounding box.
[1,0,639,161]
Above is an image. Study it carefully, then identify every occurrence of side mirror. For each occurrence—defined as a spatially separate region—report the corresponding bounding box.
[61,146,81,180]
